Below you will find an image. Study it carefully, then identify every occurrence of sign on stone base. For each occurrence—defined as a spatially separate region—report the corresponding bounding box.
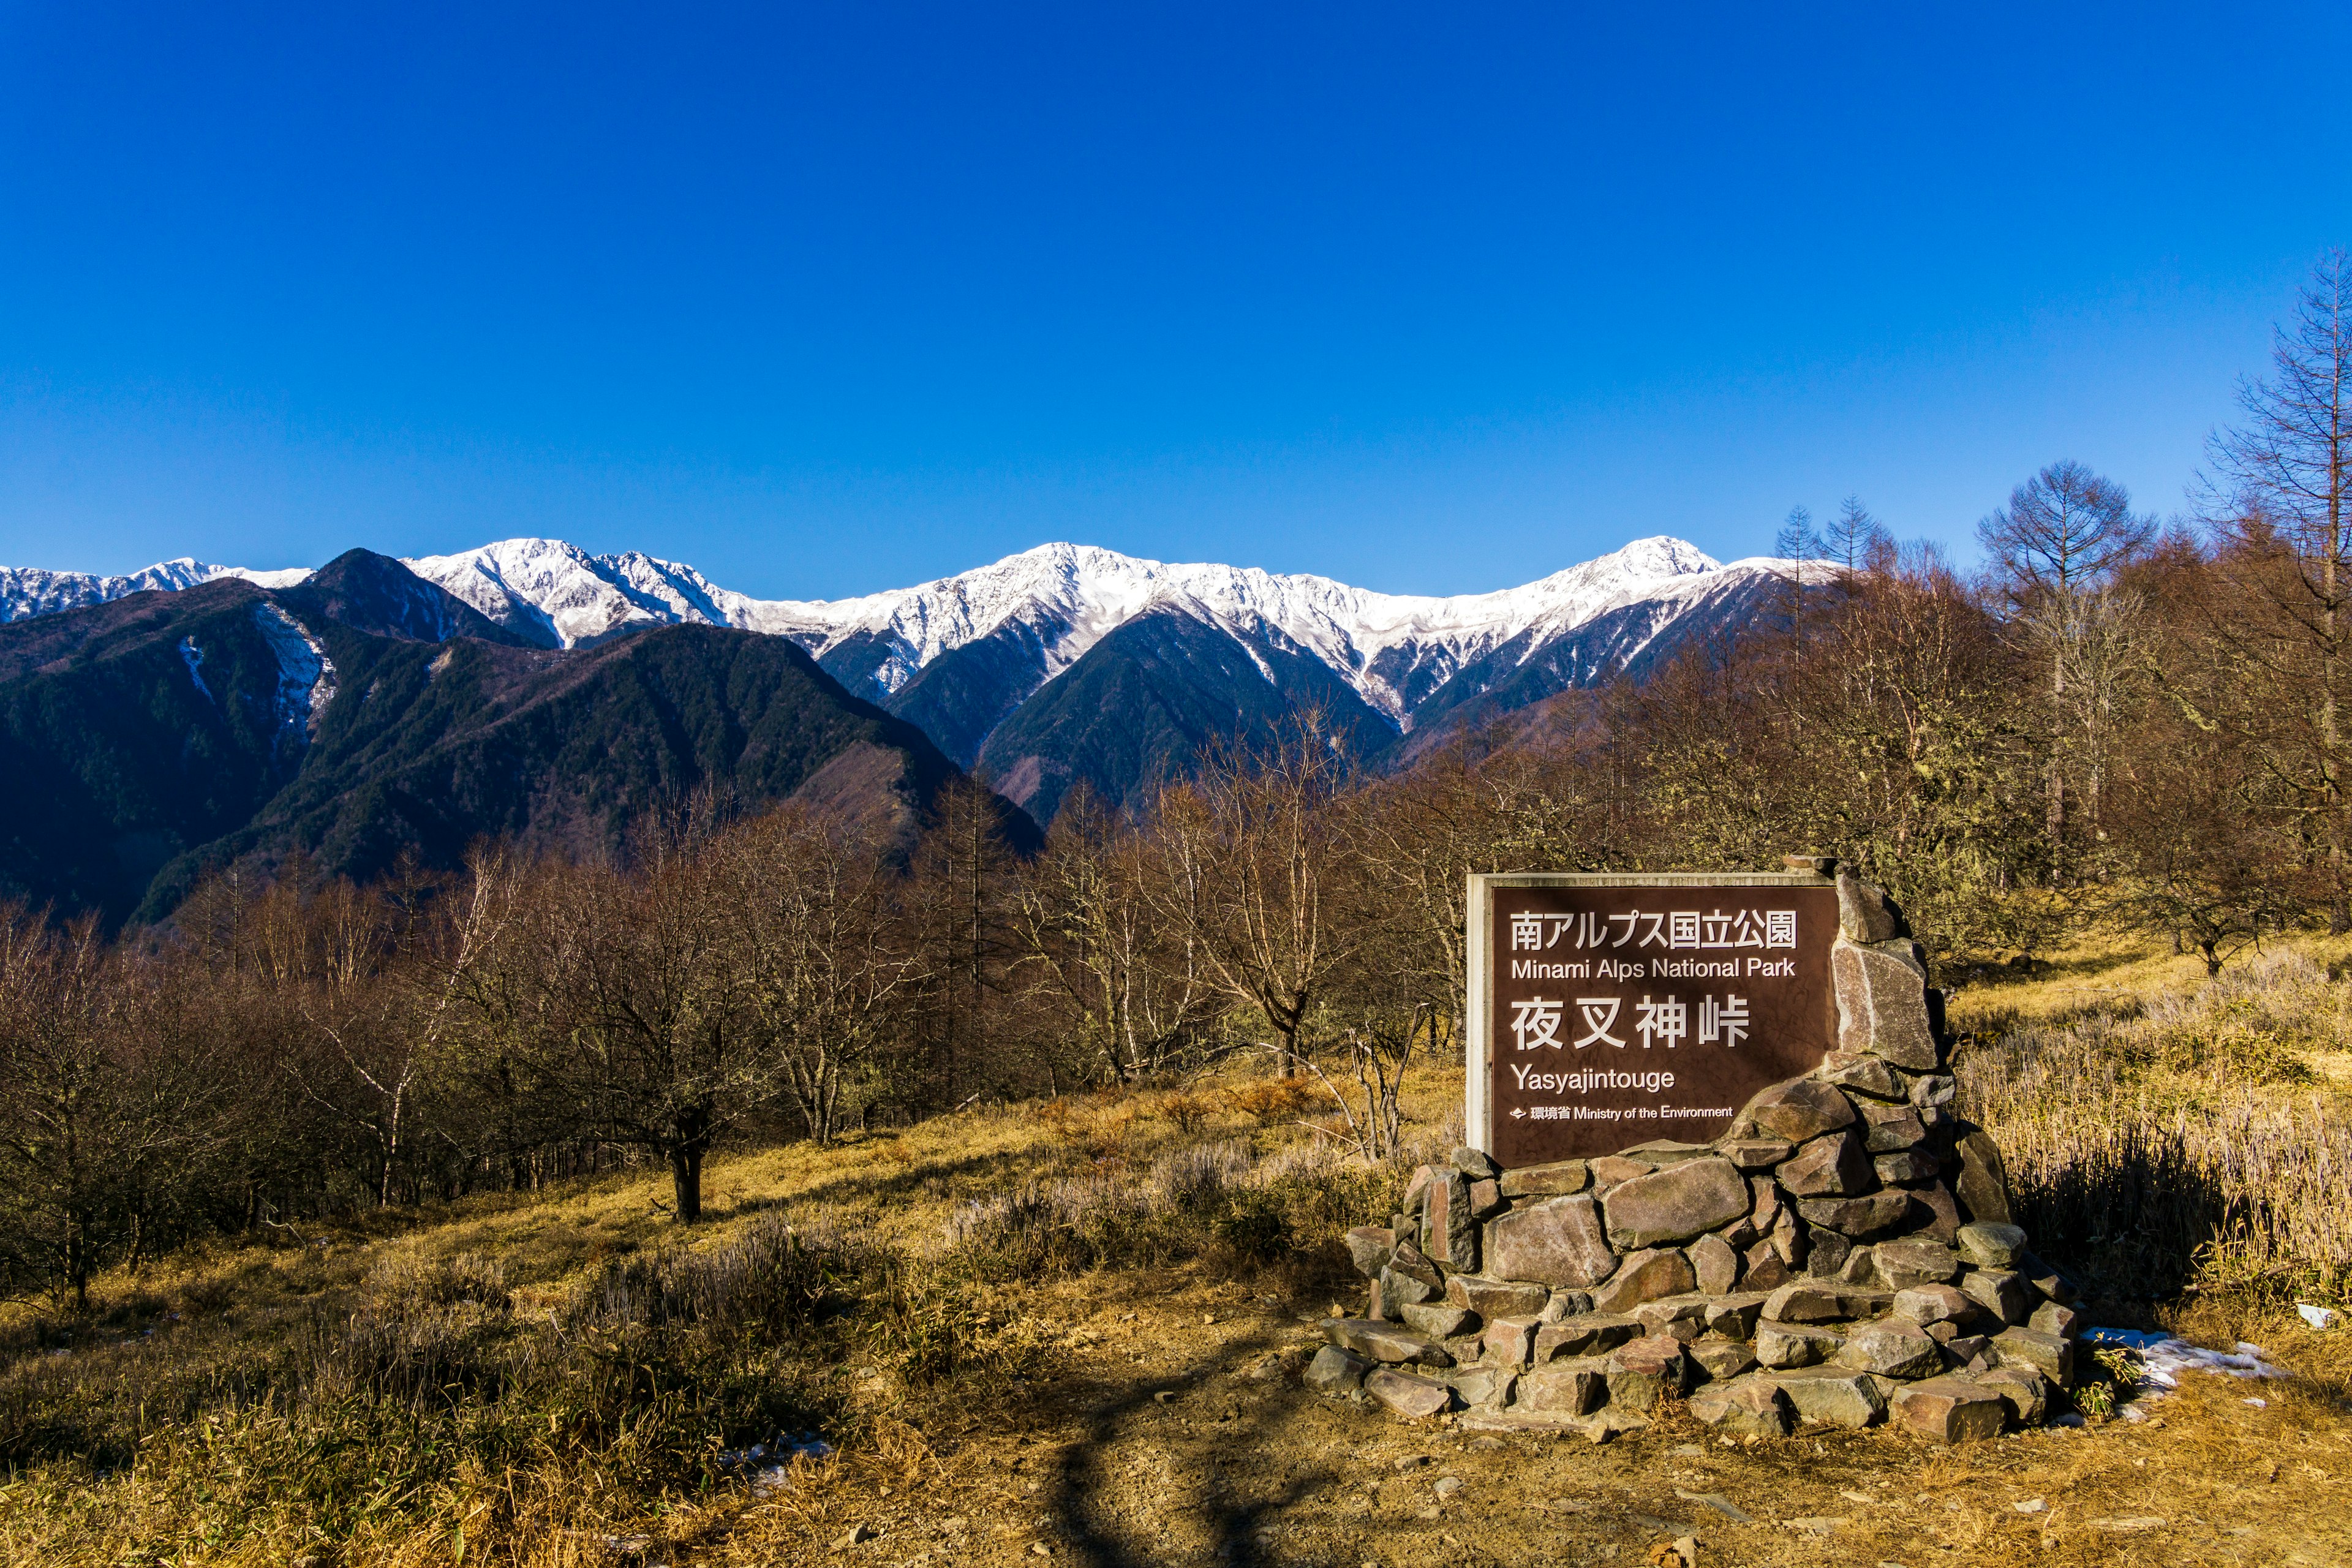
[1466,871,1839,1165]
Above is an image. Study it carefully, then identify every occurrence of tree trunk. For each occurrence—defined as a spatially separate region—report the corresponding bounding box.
[668,1104,712,1223]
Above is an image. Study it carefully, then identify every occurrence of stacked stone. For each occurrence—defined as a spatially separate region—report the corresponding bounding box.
[1308,869,2087,1446]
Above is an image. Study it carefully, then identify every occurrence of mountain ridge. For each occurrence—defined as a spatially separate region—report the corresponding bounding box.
[6,535,1806,755]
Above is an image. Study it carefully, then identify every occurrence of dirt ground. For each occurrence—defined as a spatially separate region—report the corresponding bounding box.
[707,1269,2352,1568]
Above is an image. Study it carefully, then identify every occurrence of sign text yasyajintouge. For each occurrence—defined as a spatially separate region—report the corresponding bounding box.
[1465,871,1840,1165]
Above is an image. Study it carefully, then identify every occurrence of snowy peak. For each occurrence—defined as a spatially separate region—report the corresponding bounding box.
[0,557,312,623]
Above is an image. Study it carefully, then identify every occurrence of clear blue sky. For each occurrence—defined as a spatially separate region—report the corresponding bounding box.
[2,3,2347,598]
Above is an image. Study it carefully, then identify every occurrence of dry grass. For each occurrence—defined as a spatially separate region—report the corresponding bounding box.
[4,951,2352,1566]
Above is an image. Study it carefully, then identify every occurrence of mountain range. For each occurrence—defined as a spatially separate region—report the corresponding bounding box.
[4,537,1804,827]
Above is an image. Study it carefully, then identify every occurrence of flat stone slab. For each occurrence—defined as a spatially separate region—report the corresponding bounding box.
[1366,1366,1455,1420]
[1602,1157,1750,1248]
[1590,1247,1696,1313]
[1534,1313,1643,1360]
[1768,1369,1888,1429]
[1323,1319,1453,1366]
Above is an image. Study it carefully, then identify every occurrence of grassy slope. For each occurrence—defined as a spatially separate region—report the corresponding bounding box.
[5,945,2352,1566]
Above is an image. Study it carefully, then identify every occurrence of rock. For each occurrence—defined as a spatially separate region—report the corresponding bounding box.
[1991,1326,2075,1384]
[1533,1313,1644,1360]
[1689,1232,1741,1295]
[1860,1103,1929,1151]
[1820,1052,1902,1099]
[1873,1151,1940,1185]
[1907,1074,1956,1109]
[1634,1295,1711,1342]
[1741,1245,1793,1292]
[1754,1321,1844,1368]
[1604,1334,1692,1410]
[1763,1283,1847,1323]
[2029,1301,2084,1339]
[1805,1227,1852,1278]
[1973,1365,2051,1425]
[1893,1283,1973,1325]
[1366,1367,1455,1420]
[1778,1131,1873,1197]
[1468,1177,1505,1218]
[1604,1157,1751,1248]
[1833,938,1941,1069]
[1746,1079,1858,1143]
[1542,1289,1593,1321]
[1515,1362,1607,1415]
[1404,1164,1434,1218]
[1940,1333,1990,1363]
[1387,1240,1443,1290]
[1324,1319,1455,1366]
[1952,1126,2013,1224]
[1720,1215,1759,1248]
[1838,1287,1894,1317]
[1378,1264,1436,1311]
[1749,1173,1782,1229]
[1427,1172,1477,1270]
[1723,1139,1793,1170]
[1890,1378,2008,1444]
[1836,1245,1881,1286]
[831,1522,878,1548]
[1591,1248,1697,1313]
[1444,1330,1486,1364]
[1836,867,1905,941]
[1344,1226,1396,1279]
[1771,1369,1888,1428]
[1486,1194,1618,1288]
[1872,1241,1966,1288]
[1588,1155,1656,1191]
[1444,1366,1512,1409]
[1959,1269,2031,1325]
[1451,1145,1501,1179]
[1690,1338,1760,1381]
[1838,1321,1945,1379]
[2018,1250,2080,1305]
[1304,1344,1372,1395]
[1956,1221,2028,1269]
[1498,1159,1589,1198]
[1910,1182,1962,1245]
[1703,1293,1768,1340]
[1769,1212,1805,1266]
[1689,1374,1792,1436]
[1797,1193,1912,1237]
[1400,1302,1476,1340]
[1482,1316,1539,1368]
[1621,1139,1717,1165]
[1446,1275,1550,1319]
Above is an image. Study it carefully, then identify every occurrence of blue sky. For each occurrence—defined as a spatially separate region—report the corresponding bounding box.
[2,3,2348,598]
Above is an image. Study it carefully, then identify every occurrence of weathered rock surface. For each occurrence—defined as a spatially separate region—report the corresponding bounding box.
[1890,1378,2007,1444]
[1798,1192,1913,1237]
[1773,1368,1888,1428]
[1689,1232,1741,1295]
[1956,1221,2028,1269]
[1366,1367,1454,1419]
[1498,1158,1589,1198]
[1690,1338,1760,1381]
[1486,1195,1617,1288]
[1602,1158,1751,1248]
[1324,1319,1453,1366]
[1747,1079,1857,1143]
[1344,1226,1396,1279]
[1304,1345,1371,1395]
[1778,1131,1873,1197]
[1690,1374,1793,1435]
[1446,1275,1550,1319]
[1959,1268,2030,1324]
[1400,1301,1476,1340]
[1991,1326,2074,1384]
[1533,1313,1643,1360]
[1723,1139,1793,1170]
[1820,1052,1901,1099]
[1762,1282,1847,1323]
[1893,1283,1972,1325]
[1482,1316,1539,1368]
[1604,1334,1691,1410]
[1837,869,1904,942]
[1838,1321,1945,1379]
[1755,1321,1845,1368]
[1426,1172,1477,1270]
[1833,939,1940,1069]
[1517,1362,1607,1415]
[1590,1248,1697,1313]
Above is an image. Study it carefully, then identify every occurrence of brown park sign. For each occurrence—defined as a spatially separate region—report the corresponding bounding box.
[1466,871,1839,1166]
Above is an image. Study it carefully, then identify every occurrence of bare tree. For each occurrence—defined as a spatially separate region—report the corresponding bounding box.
[1823,495,1890,576]
[2202,249,2352,925]
[1978,460,2152,880]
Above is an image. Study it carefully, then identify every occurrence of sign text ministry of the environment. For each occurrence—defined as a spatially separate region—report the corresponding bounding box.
[1465,872,1839,1165]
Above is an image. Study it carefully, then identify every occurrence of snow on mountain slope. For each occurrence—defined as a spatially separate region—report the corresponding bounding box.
[0,558,312,623]
[4,536,1804,747]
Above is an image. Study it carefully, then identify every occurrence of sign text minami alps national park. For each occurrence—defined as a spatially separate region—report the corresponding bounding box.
[1466,872,1840,1165]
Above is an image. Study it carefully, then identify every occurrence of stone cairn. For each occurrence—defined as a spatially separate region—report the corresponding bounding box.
[1309,869,2086,1445]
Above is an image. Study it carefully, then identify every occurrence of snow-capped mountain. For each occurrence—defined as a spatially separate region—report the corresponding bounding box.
[0,557,312,622]
[3,535,1807,819]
